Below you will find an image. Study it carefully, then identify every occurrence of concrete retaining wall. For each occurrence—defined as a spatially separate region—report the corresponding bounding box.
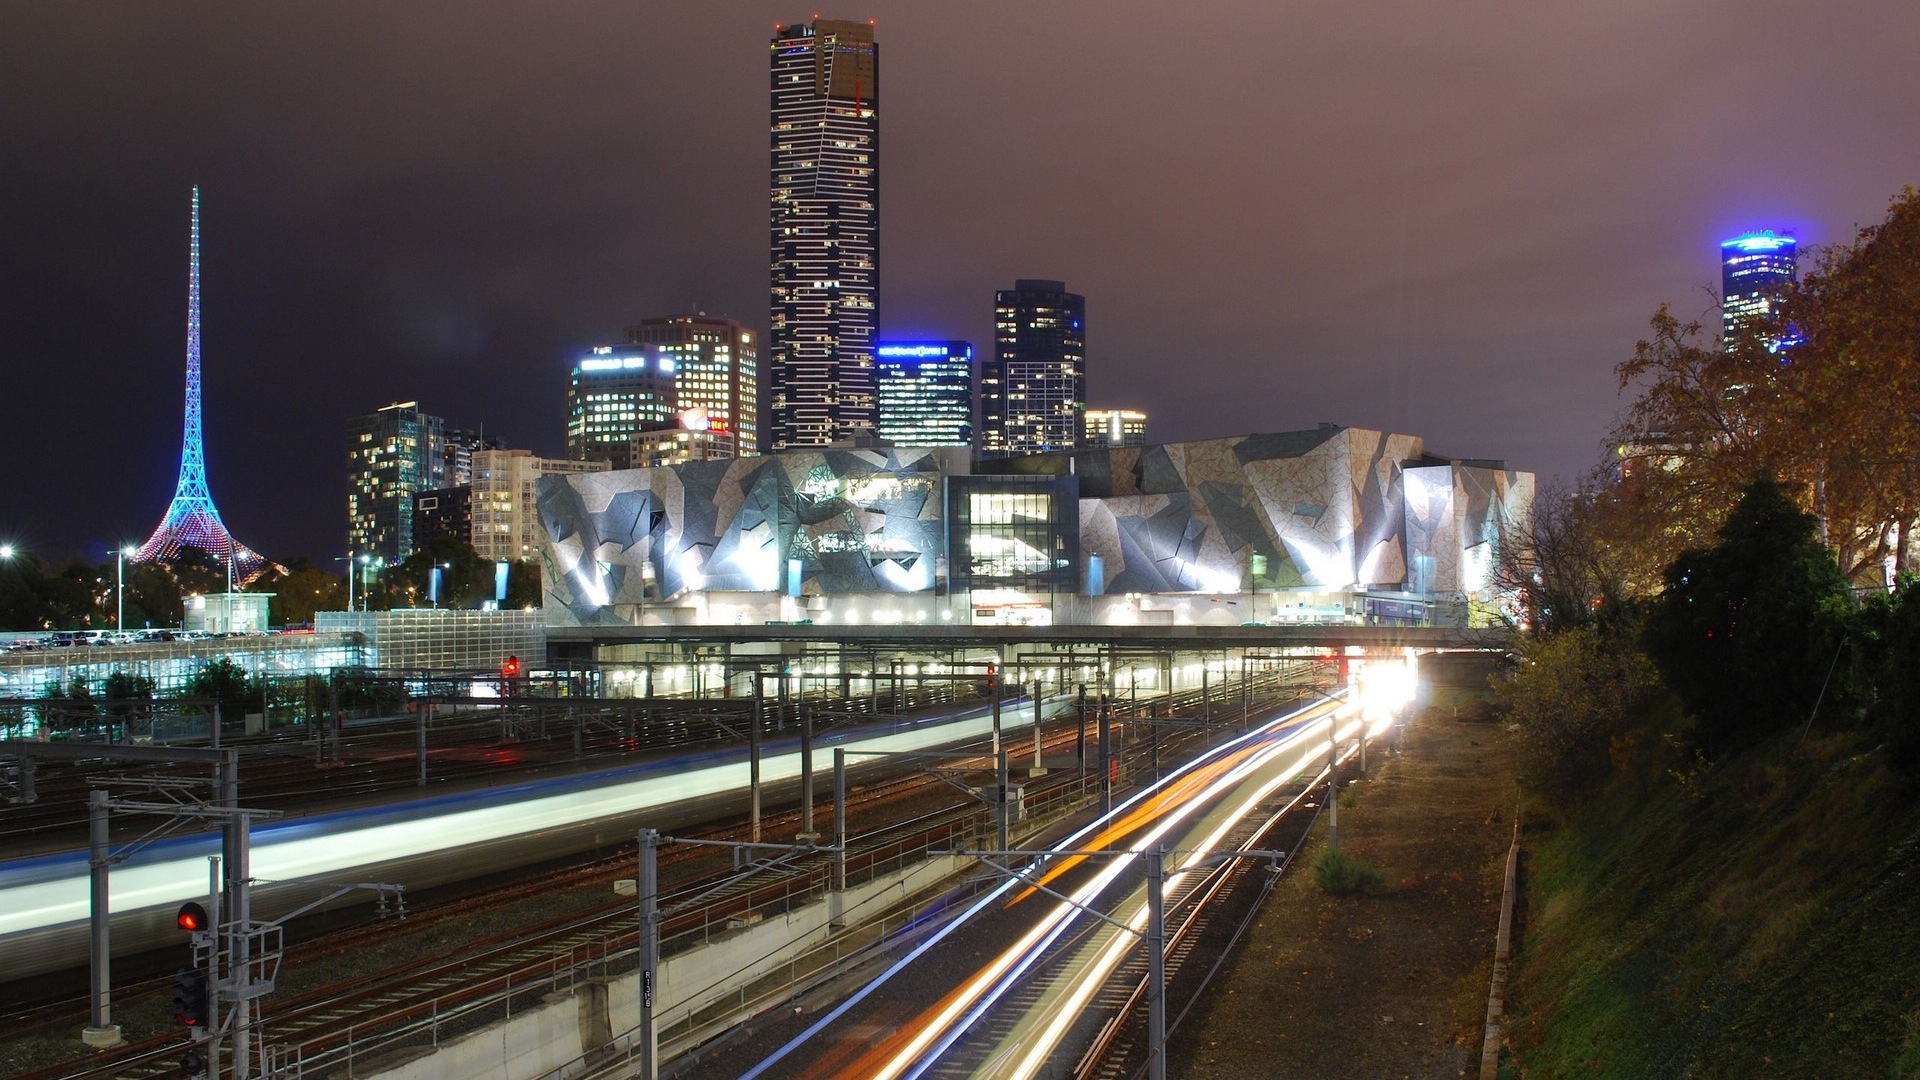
[363,854,967,1080]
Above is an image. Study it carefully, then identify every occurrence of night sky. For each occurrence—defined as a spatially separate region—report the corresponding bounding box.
[5,2,1918,564]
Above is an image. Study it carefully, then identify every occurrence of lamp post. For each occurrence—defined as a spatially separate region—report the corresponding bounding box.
[116,546,136,631]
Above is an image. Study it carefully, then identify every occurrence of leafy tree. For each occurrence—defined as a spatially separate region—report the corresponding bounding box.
[1849,575,1920,775]
[249,557,344,625]
[183,657,258,723]
[1612,188,1920,584]
[1778,186,1920,577]
[383,538,491,610]
[122,560,185,628]
[505,558,543,610]
[1497,621,1658,797]
[170,545,231,598]
[103,671,157,730]
[1641,475,1851,755]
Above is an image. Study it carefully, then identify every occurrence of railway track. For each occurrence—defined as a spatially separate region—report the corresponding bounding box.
[4,675,1324,1080]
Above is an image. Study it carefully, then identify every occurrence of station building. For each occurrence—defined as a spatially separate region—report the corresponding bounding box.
[535,425,1532,629]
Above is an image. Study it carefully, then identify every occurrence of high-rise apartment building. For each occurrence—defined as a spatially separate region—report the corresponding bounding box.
[982,279,1087,457]
[876,340,973,448]
[441,428,506,488]
[566,344,678,470]
[769,18,880,450]
[346,401,446,562]
[1721,232,1798,347]
[471,449,609,562]
[1084,408,1147,448]
[625,315,759,456]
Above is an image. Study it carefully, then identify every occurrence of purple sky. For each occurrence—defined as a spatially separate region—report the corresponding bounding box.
[4,1,1918,562]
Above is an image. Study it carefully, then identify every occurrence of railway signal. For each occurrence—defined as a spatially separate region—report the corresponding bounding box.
[176,901,209,935]
[172,967,209,1028]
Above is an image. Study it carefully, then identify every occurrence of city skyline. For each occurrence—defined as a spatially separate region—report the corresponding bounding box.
[5,3,1919,561]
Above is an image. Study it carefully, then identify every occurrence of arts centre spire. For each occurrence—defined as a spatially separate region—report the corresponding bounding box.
[133,187,265,580]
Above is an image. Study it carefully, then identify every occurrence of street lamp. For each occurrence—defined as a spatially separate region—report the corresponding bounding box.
[116,546,137,631]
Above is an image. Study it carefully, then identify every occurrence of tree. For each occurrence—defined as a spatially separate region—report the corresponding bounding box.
[248,558,344,626]
[1497,622,1657,797]
[505,558,543,610]
[382,537,491,610]
[1495,479,1641,636]
[1777,186,1920,578]
[1612,188,1920,585]
[1641,475,1851,755]
[183,657,257,724]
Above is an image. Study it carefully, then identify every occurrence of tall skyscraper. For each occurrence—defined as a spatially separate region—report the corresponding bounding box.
[1721,232,1798,347]
[626,314,760,456]
[134,188,266,578]
[876,340,973,448]
[346,401,446,562]
[982,279,1087,457]
[769,18,880,450]
[566,344,678,470]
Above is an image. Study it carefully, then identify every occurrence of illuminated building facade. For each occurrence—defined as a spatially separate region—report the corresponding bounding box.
[539,425,1533,628]
[769,19,880,450]
[982,279,1086,457]
[566,345,678,470]
[1084,408,1147,448]
[626,315,759,456]
[134,188,266,579]
[346,401,446,562]
[632,413,739,468]
[1721,231,1798,347]
[875,340,973,448]
[471,449,608,562]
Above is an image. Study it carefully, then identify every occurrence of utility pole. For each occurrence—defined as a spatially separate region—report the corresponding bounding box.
[1328,712,1339,853]
[636,828,660,1080]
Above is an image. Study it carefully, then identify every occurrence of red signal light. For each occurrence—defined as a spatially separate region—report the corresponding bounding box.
[501,655,521,679]
[176,901,209,933]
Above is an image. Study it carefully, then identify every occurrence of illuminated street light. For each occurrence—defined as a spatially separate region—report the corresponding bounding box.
[116,545,137,631]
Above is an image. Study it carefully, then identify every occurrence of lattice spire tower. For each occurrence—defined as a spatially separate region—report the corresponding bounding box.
[133,188,265,580]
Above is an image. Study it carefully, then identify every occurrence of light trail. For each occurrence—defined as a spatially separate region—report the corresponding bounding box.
[0,697,1069,941]
[736,694,1345,1080]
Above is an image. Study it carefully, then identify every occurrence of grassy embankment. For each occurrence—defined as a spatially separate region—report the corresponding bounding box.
[1508,712,1920,1078]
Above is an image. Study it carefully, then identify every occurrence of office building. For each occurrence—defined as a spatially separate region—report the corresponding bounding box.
[472,449,609,562]
[1085,408,1147,448]
[769,18,880,450]
[566,344,678,470]
[982,279,1086,457]
[876,340,973,448]
[347,401,446,562]
[1721,232,1798,347]
[412,486,474,552]
[626,315,759,456]
[632,411,740,468]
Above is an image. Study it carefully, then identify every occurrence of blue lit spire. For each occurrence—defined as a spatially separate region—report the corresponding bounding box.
[134,188,265,578]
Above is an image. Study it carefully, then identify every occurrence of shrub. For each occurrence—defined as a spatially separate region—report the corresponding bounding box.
[1313,848,1386,894]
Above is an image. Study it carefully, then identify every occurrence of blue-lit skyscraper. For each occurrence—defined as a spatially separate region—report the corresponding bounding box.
[1721,231,1798,347]
[875,341,973,448]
